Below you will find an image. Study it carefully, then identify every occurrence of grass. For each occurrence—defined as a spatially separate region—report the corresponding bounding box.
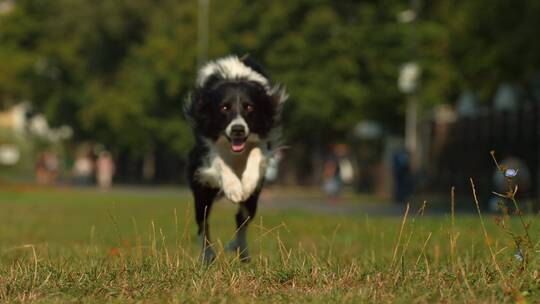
[0,185,539,303]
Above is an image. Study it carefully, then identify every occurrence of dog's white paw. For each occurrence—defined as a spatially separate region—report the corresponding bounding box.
[241,170,259,201]
[223,175,244,203]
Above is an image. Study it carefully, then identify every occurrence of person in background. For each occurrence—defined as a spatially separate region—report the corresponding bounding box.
[35,150,59,185]
[35,152,48,184]
[72,152,94,185]
[323,144,348,203]
[392,146,412,204]
[96,151,115,189]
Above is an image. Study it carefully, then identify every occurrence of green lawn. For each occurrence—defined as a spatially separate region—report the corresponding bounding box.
[0,186,539,303]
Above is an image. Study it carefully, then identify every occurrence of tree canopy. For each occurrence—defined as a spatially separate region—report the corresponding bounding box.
[1,0,539,161]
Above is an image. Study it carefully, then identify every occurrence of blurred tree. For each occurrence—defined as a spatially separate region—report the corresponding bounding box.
[420,0,540,103]
[213,0,408,143]
[1,0,539,181]
[0,0,195,157]
[79,0,198,156]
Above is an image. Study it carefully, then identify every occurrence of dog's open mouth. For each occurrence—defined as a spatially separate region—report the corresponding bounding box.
[230,137,247,153]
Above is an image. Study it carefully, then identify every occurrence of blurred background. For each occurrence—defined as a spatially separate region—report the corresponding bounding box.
[1,0,540,209]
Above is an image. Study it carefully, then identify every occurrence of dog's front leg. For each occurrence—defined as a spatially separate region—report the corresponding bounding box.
[241,147,265,201]
[225,194,259,262]
[216,158,244,203]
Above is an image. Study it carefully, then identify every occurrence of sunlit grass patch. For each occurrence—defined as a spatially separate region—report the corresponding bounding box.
[0,186,539,302]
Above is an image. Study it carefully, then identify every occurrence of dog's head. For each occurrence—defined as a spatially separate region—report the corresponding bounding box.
[185,56,288,153]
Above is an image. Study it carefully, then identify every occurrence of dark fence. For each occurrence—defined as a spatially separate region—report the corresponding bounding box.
[426,102,540,208]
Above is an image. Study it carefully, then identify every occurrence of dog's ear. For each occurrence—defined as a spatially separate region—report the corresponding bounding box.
[184,70,216,122]
[183,90,199,123]
[239,53,250,61]
[269,85,288,118]
[198,73,223,91]
[240,56,271,81]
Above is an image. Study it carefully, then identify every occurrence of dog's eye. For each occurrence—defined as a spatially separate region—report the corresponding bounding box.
[245,104,254,113]
[220,105,230,113]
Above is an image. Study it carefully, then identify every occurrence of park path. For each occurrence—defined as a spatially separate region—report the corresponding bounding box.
[100,185,455,217]
[105,185,403,216]
[256,188,417,217]
[2,183,451,217]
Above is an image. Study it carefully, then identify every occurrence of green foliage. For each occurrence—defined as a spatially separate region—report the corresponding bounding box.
[420,0,540,103]
[1,0,539,156]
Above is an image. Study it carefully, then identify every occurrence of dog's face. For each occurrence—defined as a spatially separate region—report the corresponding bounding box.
[186,56,287,154]
[194,80,278,153]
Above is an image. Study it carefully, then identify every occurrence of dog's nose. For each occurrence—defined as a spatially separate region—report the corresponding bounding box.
[231,124,246,137]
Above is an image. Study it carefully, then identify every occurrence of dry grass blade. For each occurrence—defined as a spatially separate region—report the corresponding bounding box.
[391,203,410,268]
[469,178,508,288]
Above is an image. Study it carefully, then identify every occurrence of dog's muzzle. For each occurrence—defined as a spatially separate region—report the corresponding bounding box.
[225,116,250,153]
[229,124,247,153]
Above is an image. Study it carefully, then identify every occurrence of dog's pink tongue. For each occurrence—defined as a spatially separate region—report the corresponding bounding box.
[231,142,245,153]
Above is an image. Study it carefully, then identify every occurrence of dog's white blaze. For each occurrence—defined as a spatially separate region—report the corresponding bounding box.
[225,115,249,139]
[197,56,269,89]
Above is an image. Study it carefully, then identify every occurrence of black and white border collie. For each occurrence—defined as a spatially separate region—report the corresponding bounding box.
[184,55,288,262]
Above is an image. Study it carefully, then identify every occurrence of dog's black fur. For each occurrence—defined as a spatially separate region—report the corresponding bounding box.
[184,55,287,262]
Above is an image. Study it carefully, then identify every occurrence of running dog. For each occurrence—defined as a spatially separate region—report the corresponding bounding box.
[184,55,288,262]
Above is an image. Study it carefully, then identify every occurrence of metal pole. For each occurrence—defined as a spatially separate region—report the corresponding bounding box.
[405,95,418,159]
[197,0,209,69]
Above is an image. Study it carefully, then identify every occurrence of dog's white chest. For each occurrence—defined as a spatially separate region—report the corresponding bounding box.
[195,139,268,203]
[196,153,247,188]
[196,140,256,184]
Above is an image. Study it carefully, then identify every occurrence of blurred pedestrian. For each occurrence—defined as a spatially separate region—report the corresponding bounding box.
[72,152,94,185]
[392,146,412,204]
[35,150,59,185]
[323,144,349,203]
[35,152,47,184]
[96,151,115,189]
